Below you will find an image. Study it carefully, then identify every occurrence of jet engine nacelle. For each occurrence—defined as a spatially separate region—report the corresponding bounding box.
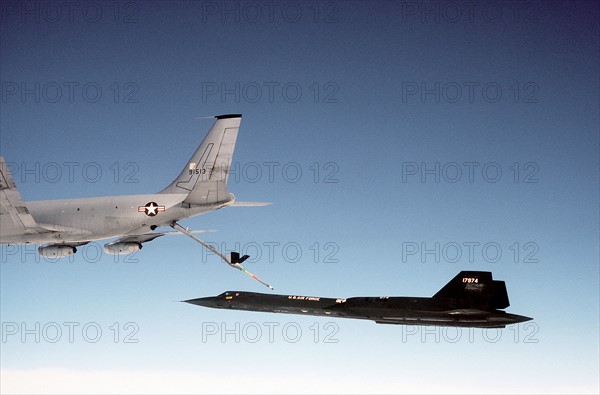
[38,245,77,258]
[103,242,142,255]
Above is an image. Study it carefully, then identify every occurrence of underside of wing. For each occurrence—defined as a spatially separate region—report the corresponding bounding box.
[0,157,53,241]
[110,233,166,245]
[109,228,216,245]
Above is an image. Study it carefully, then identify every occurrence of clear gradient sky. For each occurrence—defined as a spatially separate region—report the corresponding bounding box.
[1,1,598,394]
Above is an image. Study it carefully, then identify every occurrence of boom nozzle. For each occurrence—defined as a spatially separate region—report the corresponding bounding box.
[170,221,274,290]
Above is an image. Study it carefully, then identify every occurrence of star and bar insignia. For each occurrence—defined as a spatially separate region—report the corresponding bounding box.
[138,202,165,216]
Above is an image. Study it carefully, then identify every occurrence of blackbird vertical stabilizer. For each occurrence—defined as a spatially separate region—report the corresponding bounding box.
[432,271,495,310]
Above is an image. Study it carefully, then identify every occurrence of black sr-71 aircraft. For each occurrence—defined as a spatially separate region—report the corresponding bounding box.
[185,271,532,328]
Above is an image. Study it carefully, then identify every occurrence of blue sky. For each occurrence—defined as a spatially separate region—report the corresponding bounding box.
[1,1,598,393]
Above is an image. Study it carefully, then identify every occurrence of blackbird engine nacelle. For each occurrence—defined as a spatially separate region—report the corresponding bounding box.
[38,245,77,258]
[103,242,142,255]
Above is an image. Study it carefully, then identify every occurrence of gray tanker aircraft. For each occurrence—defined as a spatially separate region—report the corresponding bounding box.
[0,114,273,288]
[186,271,532,328]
